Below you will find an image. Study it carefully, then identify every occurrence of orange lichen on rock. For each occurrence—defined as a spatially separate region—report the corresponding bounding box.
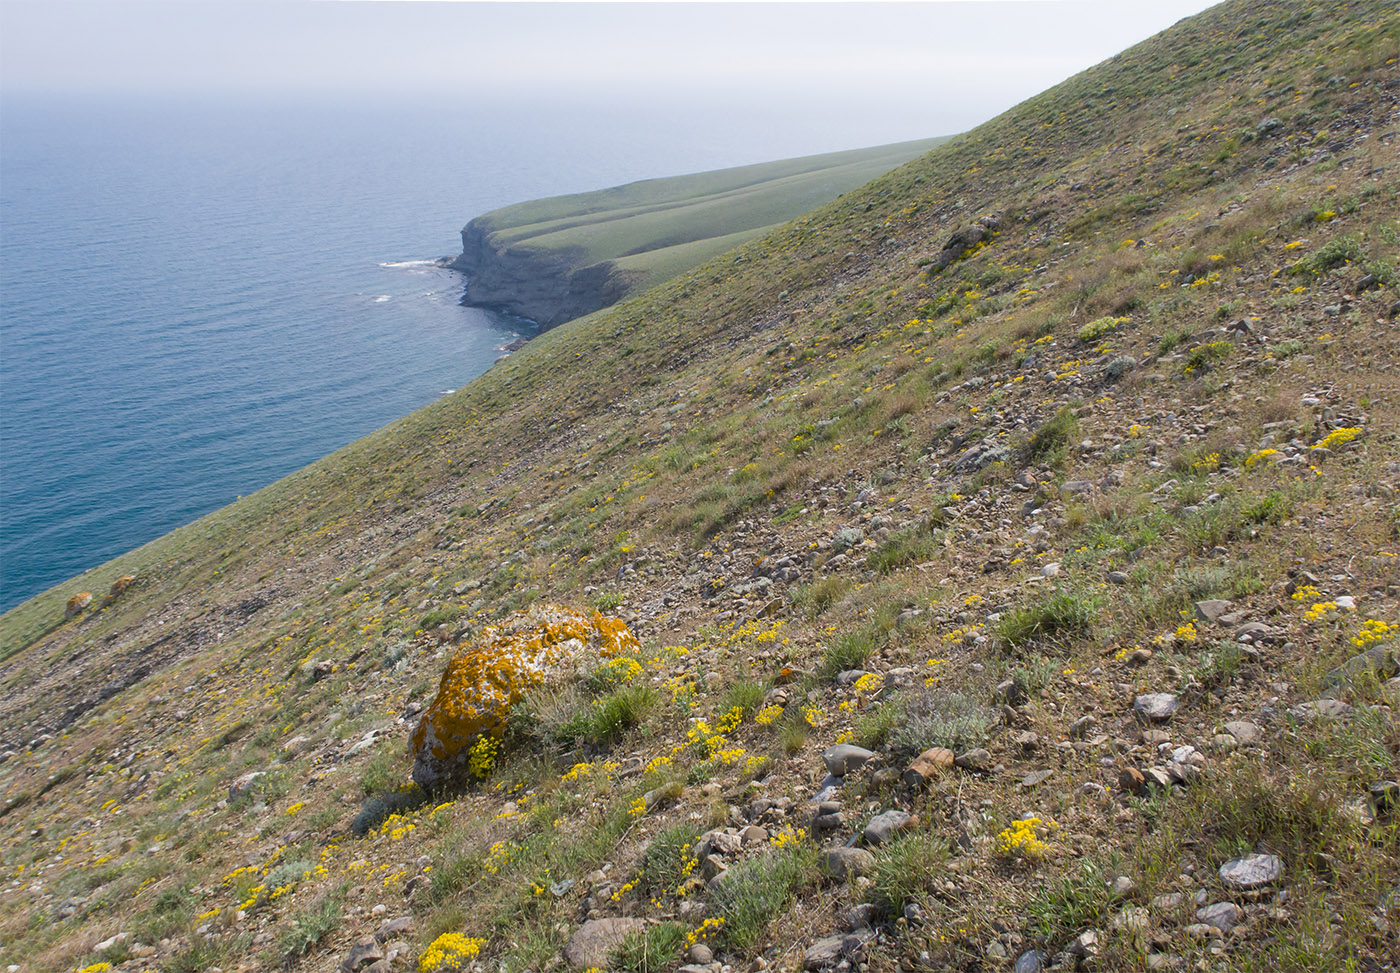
[105,575,136,604]
[65,592,93,618]
[410,603,639,788]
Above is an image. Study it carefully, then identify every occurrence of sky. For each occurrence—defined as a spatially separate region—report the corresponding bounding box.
[3,1,1221,128]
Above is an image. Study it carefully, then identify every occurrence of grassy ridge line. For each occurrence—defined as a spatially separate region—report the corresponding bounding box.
[468,137,947,268]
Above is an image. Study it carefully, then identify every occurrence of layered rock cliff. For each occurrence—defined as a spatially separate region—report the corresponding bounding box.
[449,220,638,329]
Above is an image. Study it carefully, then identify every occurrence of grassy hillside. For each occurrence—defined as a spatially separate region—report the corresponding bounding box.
[470,138,947,276]
[3,2,1399,972]
[451,138,947,327]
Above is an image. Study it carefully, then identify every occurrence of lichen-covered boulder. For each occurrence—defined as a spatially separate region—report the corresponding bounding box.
[65,592,92,617]
[409,604,638,789]
[105,575,136,604]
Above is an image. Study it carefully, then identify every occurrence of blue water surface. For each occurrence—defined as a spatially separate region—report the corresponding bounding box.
[1,93,933,610]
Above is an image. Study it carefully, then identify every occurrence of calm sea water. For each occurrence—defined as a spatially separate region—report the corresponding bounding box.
[0,93,931,610]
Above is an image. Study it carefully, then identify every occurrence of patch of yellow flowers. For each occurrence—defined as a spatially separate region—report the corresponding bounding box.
[418,933,485,972]
[994,817,1056,859]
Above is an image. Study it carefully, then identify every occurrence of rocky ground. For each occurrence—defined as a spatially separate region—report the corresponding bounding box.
[1,2,1398,972]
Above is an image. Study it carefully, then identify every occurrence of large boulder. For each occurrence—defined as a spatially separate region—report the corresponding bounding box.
[410,604,639,789]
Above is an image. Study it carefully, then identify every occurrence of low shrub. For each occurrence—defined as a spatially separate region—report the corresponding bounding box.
[1022,408,1079,466]
[712,847,816,953]
[890,688,996,755]
[998,591,1097,650]
[871,831,948,915]
[820,626,881,679]
[612,922,688,973]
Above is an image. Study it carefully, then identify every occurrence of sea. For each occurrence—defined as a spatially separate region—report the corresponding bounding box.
[0,93,933,611]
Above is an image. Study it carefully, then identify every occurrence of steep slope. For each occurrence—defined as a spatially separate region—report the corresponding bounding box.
[2,3,1398,972]
[450,138,946,328]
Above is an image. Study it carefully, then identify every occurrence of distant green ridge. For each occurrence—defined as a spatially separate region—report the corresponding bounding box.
[450,136,948,329]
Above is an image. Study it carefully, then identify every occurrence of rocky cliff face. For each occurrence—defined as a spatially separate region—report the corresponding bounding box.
[450,219,638,330]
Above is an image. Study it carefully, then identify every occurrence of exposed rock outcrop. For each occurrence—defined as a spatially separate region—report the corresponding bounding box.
[450,219,638,330]
[409,604,639,789]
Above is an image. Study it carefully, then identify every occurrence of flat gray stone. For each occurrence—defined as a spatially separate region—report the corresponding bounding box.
[563,918,646,969]
[1194,599,1234,624]
[822,744,875,777]
[341,936,384,973]
[1223,720,1263,745]
[820,846,876,880]
[954,747,991,771]
[1134,693,1181,722]
[863,809,911,846]
[1219,853,1282,889]
[1014,950,1047,973]
[1196,901,1241,932]
[804,934,846,969]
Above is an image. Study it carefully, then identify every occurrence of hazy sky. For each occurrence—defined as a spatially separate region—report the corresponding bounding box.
[4,2,1220,124]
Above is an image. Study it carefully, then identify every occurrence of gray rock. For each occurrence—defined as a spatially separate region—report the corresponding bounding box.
[563,918,646,969]
[1014,950,1047,973]
[822,744,875,777]
[1290,698,1353,721]
[831,527,865,552]
[1107,571,1130,584]
[1197,901,1241,932]
[1324,646,1398,690]
[820,846,876,880]
[863,809,912,846]
[1150,893,1185,913]
[341,936,384,972]
[1219,853,1282,889]
[1223,720,1263,745]
[1111,906,1150,932]
[1134,693,1181,722]
[687,943,714,964]
[954,748,992,771]
[228,772,264,802]
[804,934,847,969]
[1194,600,1234,624]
